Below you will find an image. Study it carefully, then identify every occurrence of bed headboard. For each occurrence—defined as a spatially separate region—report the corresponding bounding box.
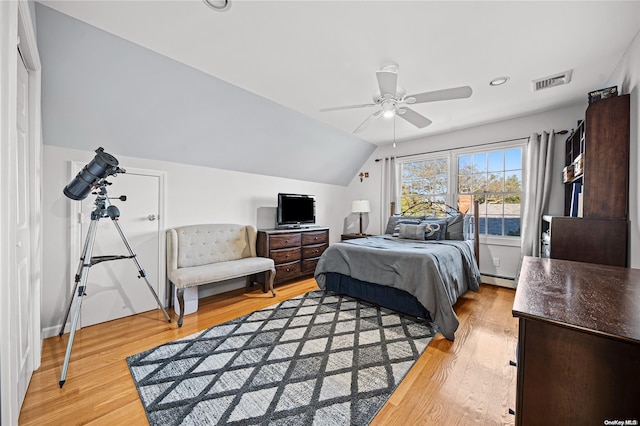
[472,199,479,267]
[390,197,480,267]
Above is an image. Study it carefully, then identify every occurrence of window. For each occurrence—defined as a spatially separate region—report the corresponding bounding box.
[400,156,449,217]
[397,143,524,239]
[457,148,523,237]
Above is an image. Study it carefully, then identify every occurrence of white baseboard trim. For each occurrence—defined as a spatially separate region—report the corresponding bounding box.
[42,325,62,339]
[481,274,516,289]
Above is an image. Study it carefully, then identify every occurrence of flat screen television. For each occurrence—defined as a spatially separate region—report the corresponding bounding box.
[277,193,315,228]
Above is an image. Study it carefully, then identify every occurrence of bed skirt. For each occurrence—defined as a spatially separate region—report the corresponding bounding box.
[323,272,431,321]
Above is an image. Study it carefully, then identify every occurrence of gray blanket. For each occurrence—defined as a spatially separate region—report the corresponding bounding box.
[314,235,481,340]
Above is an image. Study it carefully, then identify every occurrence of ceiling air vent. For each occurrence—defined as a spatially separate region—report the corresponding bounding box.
[532,70,573,91]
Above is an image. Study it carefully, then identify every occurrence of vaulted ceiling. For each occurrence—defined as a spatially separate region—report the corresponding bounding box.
[40,1,640,145]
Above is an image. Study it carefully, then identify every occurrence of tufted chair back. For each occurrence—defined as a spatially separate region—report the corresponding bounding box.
[167,224,258,269]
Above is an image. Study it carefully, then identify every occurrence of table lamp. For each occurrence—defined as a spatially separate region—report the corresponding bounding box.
[352,200,371,235]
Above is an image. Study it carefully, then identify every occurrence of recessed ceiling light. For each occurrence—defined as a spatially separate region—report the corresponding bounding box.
[204,0,231,12]
[489,76,510,86]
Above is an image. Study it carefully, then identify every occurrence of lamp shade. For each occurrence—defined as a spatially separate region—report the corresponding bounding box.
[352,200,371,213]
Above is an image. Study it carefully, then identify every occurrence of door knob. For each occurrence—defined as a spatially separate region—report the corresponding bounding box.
[148,214,157,221]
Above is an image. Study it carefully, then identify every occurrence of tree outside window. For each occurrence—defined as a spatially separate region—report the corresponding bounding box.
[457,148,522,236]
[400,157,448,217]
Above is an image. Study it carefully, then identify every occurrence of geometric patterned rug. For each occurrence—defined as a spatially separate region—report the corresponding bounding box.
[127,290,435,425]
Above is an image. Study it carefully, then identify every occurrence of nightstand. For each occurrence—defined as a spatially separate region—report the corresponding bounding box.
[340,233,373,241]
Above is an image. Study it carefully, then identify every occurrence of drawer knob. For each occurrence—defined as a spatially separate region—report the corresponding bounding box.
[314,236,318,240]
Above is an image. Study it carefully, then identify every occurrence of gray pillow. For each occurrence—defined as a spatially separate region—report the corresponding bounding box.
[445,213,465,240]
[422,219,448,240]
[398,223,426,240]
[385,216,423,235]
[392,219,423,237]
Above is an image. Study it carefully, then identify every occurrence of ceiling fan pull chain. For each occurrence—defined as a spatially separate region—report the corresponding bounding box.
[393,115,397,148]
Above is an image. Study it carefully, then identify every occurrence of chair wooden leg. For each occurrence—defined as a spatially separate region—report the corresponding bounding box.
[268,267,276,297]
[177,287,185,327]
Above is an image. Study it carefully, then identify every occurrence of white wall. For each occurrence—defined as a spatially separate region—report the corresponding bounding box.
[42,145,347,334]
[609,29,640,268]
[36,4,374,187]
[345,103,586,279]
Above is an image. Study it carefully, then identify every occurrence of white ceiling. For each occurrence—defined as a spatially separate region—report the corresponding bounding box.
[39,1,640,146]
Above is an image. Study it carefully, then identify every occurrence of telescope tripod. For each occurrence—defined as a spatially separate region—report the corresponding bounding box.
[58,191,171,388]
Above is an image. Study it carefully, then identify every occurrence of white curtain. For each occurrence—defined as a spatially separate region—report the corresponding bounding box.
[380,157,398,231]
[521,131,555,257]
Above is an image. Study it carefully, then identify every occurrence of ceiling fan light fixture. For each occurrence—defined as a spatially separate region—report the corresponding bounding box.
[382,102,395,118]
[489,76,510,86]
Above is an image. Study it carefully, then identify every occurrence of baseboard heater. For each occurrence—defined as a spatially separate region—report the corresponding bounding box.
[480,274,516,288]
[481,273,515,280]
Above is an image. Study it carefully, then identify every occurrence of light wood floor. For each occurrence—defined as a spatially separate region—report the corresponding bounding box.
[20,279,517,425]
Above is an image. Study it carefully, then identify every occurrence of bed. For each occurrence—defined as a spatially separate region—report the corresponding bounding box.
[314,200,481,340]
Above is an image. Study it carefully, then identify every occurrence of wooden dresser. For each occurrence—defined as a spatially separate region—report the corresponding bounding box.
[513,257,640,424]
[257,227,329,288]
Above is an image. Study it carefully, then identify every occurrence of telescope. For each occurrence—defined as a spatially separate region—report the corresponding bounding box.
[57,147,170,388]
[63,147,124,200]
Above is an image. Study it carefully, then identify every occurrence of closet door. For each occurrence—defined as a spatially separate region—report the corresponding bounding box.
[15,49,35,410]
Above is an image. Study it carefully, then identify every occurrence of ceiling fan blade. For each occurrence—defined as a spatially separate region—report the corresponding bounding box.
[397,107,432,128]
[376,69,398,98]
[353,110,382,133]
[407,86,473,104]
[320,103,377,112]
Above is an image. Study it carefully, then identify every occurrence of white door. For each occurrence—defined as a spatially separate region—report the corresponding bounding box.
[73,171,164,327]
[15,50,34,408]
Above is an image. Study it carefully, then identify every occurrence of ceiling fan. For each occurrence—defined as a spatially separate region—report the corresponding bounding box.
[320,63,472,133]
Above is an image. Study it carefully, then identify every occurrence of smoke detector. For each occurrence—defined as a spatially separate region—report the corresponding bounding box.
[532,70,573,91]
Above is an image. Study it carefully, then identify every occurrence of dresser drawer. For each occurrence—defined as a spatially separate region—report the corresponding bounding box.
[275,261,301,282]
[301,230,328,246]
[269,233,301,250]
[270,247,301,265]
[302,243,327,260]
[256,228,328,288]
[301,258,320,274]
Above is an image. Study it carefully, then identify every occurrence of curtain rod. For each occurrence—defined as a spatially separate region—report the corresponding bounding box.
[374,130,568,162]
